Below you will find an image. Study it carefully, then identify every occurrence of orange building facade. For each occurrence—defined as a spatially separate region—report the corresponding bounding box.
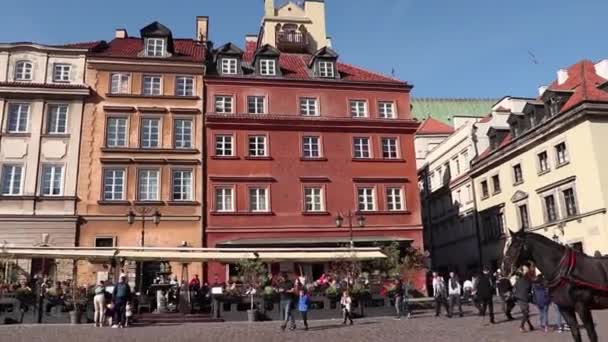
[76,21,207,287]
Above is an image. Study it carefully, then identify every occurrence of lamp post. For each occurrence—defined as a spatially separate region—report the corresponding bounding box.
[335,210,366,249]
[127,207,161,295]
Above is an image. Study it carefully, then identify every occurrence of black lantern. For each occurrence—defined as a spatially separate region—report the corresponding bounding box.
[153,210,162,225]
[357,214,366,228]
[335,214,344,228]
[127,210,135,225]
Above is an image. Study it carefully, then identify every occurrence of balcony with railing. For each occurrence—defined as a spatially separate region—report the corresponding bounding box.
[276,31,309,53]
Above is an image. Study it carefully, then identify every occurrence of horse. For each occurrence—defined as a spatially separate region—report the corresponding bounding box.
[502,230,608,342]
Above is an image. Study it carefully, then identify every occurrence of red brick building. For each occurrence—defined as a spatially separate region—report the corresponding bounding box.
[204,1,423,286]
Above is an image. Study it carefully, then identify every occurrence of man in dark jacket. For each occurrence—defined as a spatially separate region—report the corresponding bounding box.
[112,275,131,328]
[475,268,495,324]
[496,270,515,320]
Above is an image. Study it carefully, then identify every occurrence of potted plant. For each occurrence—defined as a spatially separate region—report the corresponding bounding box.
[235,257,267,322]
[66,285,87,324]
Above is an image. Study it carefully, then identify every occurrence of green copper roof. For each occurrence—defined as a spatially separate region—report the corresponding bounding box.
[411,98,499,125]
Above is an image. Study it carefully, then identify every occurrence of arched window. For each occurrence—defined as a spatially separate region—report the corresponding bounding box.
[14,61,33,81]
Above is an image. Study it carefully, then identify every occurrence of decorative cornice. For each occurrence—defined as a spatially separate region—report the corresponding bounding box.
[209,176,276,183]
[535,176,577,194]
[100,147,200,154]
[352,177,409,183]
[299,177,331,183]
[170,108,201,115]
[138,106,168,113]
[103,105,136,112]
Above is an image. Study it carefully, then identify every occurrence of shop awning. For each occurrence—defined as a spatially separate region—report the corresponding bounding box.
[217,236,413,248]
[0,246,385,263]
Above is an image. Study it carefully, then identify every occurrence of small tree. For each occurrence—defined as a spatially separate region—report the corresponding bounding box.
[235,258,267,310]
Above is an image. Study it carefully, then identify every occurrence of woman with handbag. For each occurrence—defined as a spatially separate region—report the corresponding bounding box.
[341,290,354,325]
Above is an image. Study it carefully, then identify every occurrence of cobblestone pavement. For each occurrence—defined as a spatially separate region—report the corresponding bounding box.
[2,306,607,342]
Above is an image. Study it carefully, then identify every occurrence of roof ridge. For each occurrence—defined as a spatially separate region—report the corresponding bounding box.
[337,60,405,83]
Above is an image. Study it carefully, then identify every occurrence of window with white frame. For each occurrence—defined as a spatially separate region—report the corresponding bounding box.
[357,187,376,211]
[538,151,550,173]
[563,188,578,217]
[381,137,399,159]
[142,75,162,95]
[215,187,234,212]
[466,184,472,203]
[299,97,318,116]
[247,96,265,114]
[378,101,396,119]
[173,119,192,149]
[353,137,371,158]
[317,61,335,78]
[138,169,160,201]
[555,142,568,166]
[221,58,238,75]
[453,157,461,175]
[249,187,269,212]
[1,165,23,195]
[480,180,489,198]
[145,38,166,57]
[53,64,71,82]
[518,204,530,229]
[95,237,115,248]
[172,170,193,201]
[140,118,160,148]
[544,194,558,222]
[46,104,68,134]
[41,164,63,196]
[215,96,233,113]
[175,76,194,96]
[215,135,234,156]
[513,164,524,184]
[248,135,267,157]
[103,168,125,201]
[14,61,33,81]
[260,59,277,76]
[6,103,30,133]
[386,187,404,211]
[106,117,128,147]
[492,174,501,194]
[302,136,321,158]
[304,187,324,212]
[350,100,367,118]
[110,73,130,94]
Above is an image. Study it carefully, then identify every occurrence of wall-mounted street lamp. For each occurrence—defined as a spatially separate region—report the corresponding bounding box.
[335,210,366,249]
[127,207,161,294]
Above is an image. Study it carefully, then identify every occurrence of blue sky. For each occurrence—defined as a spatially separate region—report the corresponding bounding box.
[1,0,607,98]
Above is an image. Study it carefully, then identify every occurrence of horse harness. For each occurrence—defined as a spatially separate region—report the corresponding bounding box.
[546,247,608,293]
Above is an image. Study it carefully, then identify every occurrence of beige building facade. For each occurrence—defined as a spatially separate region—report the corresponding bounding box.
[0,42,90,280]
[471,60,608,269]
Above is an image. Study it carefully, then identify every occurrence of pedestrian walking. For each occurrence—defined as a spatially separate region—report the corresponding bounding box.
[432,272,449,317]
[514,268,534,333]
[394,278,404,319]
[463,277,474,304]
[112,275,131,328]
[279,273,296,331]
[298,288,310,330]
[532,275,550,333]
[403,279,412,319]
[448,272,463,318]
[341,290,354,325]
[496,270,515,320]
[475,268,495,324]
[93,280,106,327]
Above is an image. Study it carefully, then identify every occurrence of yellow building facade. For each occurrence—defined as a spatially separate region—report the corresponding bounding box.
[471,60,608,269]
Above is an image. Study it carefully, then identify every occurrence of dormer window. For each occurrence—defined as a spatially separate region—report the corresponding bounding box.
[260,59,277,76]
[317,60,335,78]
[221,58,238,75]
[548,97,562,116]
[15,61,33,81]
[145,38,166,57]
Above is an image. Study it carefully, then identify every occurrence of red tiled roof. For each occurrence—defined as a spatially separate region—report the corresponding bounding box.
[416,117,454,135]
[57,41,105,49]
[0,81,89,89]
[546,59,608,113]
[90,37,205,62]
[241,50,405,84]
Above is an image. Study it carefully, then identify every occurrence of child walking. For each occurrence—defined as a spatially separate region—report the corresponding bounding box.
[298,289,311,330]
[341,290,354,325]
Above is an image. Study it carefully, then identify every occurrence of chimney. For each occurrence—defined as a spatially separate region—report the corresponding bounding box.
[595,59,608,80]
[196,16,209,42]
[115,28,128,39]
[538,85,548,96]
[245,34,258,52]
[326,36,332,48]
[557,69,569,85]
[265,0,275,17]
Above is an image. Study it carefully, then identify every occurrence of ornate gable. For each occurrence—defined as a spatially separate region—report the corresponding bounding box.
[510,190,528,203]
